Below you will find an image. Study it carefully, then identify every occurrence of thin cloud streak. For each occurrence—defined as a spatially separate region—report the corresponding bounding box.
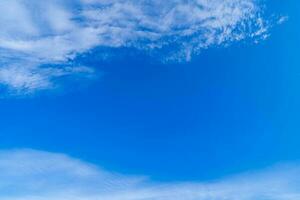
[0,0,282,93]
[0,149,299,200]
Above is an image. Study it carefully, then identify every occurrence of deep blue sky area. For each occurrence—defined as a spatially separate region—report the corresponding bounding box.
[0,0,299,183]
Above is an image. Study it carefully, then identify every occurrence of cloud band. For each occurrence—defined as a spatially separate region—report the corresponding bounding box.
[0,149,299,200]
[0,0,280,93]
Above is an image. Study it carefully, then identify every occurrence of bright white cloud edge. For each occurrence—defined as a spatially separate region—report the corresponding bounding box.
[0,149,299,200]
[0,0,284,93]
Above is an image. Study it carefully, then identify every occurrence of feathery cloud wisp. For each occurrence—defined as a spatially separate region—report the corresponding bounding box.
[0,149,299,200]
[0,0,280,93]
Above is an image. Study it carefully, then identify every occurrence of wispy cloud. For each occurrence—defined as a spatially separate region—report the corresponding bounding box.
[0,0,283,93]
[0,149,299,200]
[0,65,93,95]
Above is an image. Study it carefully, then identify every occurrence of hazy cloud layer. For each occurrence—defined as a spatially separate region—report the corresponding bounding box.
[0,149,299,200]
[0,0,281,93]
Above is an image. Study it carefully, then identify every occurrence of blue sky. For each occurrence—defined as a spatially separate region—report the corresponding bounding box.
[0,0,299,199]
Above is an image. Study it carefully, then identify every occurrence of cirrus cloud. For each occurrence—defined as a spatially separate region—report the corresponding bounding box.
[0,149,299,200]
[0,0,283,93]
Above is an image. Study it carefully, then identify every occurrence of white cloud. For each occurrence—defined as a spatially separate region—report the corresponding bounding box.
[0,149,299,200]
[0,0,281,93]
[277,16,289,25]
[0,65,94,94]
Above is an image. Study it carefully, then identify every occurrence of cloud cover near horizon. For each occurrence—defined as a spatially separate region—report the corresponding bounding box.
[0,0,283,93]
[0,149,299,200]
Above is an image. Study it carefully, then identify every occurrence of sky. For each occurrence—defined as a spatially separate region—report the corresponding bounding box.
[0,0,299,199]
